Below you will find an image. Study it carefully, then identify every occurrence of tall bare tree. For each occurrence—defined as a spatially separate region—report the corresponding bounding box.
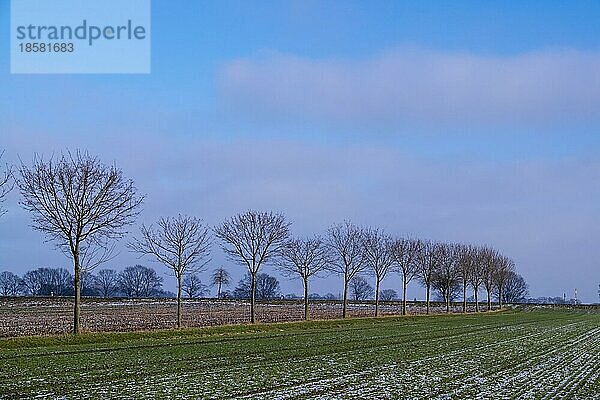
[391,237,423,315]
[211,267,231,299]
[0,150,13,218]
[214,210,290,323]
[431,243,460,313]
[416,241,442,315]
[326,221,366,318]
[469,247,485,312]
[362,228,394,316]
[456,244,475,313]
[18,151,143,334]
[130,215,212,328]
[481,246,499,312]
[278,236,329,320]
[493,255,515,309]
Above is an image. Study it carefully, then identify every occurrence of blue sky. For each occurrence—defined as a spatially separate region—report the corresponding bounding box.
[0,1,599,302]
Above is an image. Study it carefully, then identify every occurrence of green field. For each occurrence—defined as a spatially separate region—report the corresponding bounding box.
[1,309,599,399]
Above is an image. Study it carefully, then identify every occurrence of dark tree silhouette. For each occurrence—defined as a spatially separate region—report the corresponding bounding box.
[21,267,72,296]
[118,265,163,298]
[379,288,397,301]
[18,151,143,333]
[498,271,528,303]
[94,269,120,297]
[0,271,21,296]
[182,274,207,298]
[211,267,231,299]
[349,276,374,301]
[233,272,281,300]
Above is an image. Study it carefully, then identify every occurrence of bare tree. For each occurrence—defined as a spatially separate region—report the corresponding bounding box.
[498,271,528,303]
[456,245,476,313]
[416,241,442,315]
[130,215,212,328]
[18,151,143,334]
[118,265,163,298]
[277,236,329,320]
[20,267,72,296]
[0,271,21,296]
[233,272,281,300]
[391,237,423,315]
[349,276,374,301]
[182,273,207,298]
[94,269,119,297]
[431,243,461,313]
[326,221,366,318]
[469,247,486,312]
[493,255,515,309]
[21,268,47,295]
[379,288,397,301]
[50,268,73,296]
[214,210,290,323]
[0,150,13,218]
[211,267,231,299]
[362,228,394,316]
[481,247,499,311]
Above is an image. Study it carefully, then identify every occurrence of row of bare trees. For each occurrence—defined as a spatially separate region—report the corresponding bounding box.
[275,222,523,320]
[0,150,525,334]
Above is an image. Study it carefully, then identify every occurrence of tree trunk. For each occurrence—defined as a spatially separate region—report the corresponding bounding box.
[462,281,467,313]
[375,279,380,317]
[402,277,408,316]
[474,286,479,312]
[250,273,257,323]
[499,286,503,309]
[426,284,430,315]
[217,281,222,299]
[177,274,182,328]
[303,278,309,320]
[73,251,81,335]
[446,288,450,313]
[487,289,491,311]
[342,278,349,318]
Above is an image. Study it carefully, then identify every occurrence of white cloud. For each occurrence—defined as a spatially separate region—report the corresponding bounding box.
[219,47,600,130]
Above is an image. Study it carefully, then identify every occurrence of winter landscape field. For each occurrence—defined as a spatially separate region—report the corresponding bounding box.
[1,308,598,399]
[0,297,480,337]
